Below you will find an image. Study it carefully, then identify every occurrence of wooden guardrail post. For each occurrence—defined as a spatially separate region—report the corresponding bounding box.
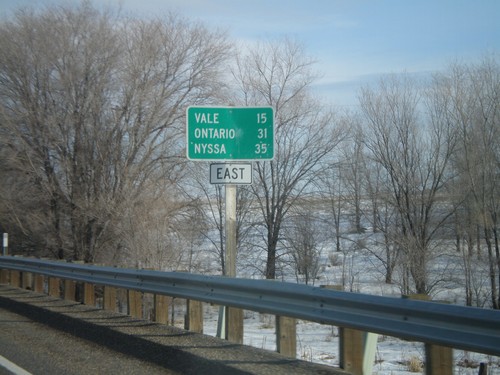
[103,286,117,311]
[339,327,363,374]
[425,343,453,375]
[154,294,170,324]
[0,269,9,284]
[216,305,244,343]
[339,327,378,375]
[22,271,32,290]
[226,307,244,344]
[276,316,296,358]
[64,279,76,301]
[83,283,95,305]
[34,274,44,293]
[185,299,203,333]
[128,290,142,318]
[48,277,60,297]
[405,294,452,375]
[10,270,21,287]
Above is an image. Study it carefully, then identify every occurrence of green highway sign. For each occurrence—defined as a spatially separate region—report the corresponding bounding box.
[186,106,274,161]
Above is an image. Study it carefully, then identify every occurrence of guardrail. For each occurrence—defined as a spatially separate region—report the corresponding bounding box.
[1,256,499,375]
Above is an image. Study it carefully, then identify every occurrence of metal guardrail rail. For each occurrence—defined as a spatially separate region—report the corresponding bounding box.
[1,256,499,357]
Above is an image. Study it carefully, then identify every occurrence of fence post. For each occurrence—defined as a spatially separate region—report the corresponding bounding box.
[276,316,296,358]
[154,294,170,324]
[185,299,203,333]
[405,294,453,375]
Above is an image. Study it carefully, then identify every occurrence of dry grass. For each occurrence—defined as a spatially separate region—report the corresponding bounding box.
[406,355,423,372]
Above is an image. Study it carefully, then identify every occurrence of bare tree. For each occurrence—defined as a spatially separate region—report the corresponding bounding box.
[359,137,402,284]
[0,3,231,262]
[231,38,346,279]
[340,116,366,234]
[439,57,500,308]
[317,162,347,254]
[359,73,457,294]
[110,174,208,271]
[284,208,324,285]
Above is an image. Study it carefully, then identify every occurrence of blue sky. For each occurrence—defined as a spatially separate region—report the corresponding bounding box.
[1,0,499,107]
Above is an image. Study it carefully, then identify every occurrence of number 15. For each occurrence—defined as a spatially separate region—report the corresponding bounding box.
[257,113,267,124]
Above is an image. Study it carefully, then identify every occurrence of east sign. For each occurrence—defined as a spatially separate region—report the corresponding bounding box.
[210,163,252,185]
